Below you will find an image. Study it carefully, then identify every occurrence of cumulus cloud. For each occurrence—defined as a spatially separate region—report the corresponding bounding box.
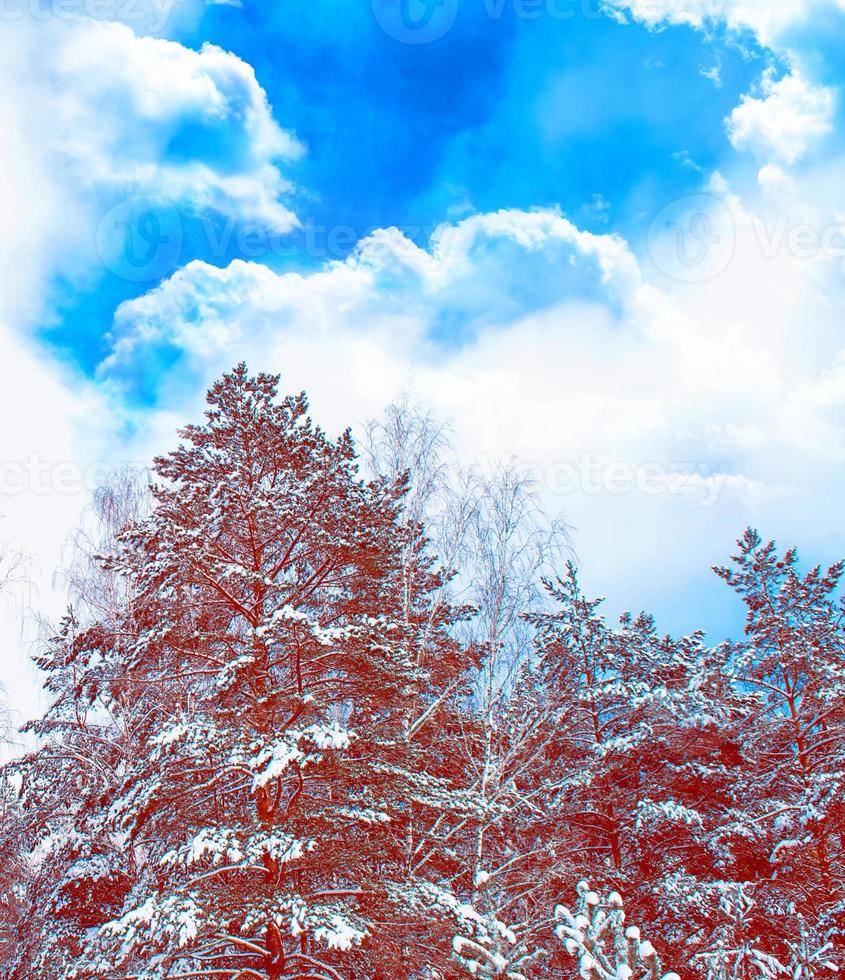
[727,68,835,165]
[49,20,302,228]
[0,15,301,334]
[102,201,845,452]
[603,0,845,47]
[90,201,845,634]
[43,19,302,231]
[103,210,640,374]
[605,1,840,227]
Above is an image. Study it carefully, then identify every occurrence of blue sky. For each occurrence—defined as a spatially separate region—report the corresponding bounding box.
[2,0,845,719]
[47,2,771,370]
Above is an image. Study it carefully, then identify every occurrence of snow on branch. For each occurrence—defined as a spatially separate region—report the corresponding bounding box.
[555,880,680,980]
[453,910,543,978]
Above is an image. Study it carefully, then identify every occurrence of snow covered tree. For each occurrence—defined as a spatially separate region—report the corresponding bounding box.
[364,393,570,972]
[0,530,29,974]
[8,366,482,979]
[555,880,679,980]
[533,532,845,977]
[0,773,26,970]
[453,908,542,979]
[6,370,845,980]
[692,882,839,980]
[712,531,845,965]
[4,471,159,977]
[512,561,758,971]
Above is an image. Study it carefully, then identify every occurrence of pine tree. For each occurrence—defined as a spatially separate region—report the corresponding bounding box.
[555,880,679,980]
[714,530,845,963]
[0,773,26,970]
[8,366,481,979]
[517,563,753,969]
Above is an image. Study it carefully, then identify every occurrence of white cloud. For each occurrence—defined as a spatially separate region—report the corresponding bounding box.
[0,13,302,731]
[757,163,797,197]
[0,15,301,334]
[95,201,845,635]
[602,0,842,217]
[47,19,301,229]
[603,0,845,48]
[727,68,835,165]
[103,210,641,370]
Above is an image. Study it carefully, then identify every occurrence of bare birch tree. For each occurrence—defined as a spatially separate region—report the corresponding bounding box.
[364,390,570,970]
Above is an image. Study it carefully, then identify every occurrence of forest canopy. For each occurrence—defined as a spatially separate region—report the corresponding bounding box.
[1,366,842,980]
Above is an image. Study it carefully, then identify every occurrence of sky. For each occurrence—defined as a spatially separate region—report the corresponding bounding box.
[2,0,845,727]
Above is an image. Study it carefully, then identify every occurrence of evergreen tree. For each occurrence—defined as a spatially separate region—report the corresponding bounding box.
[8,367,480,979]
[713,531,845,962]
[517,563,754,968]
[0,773,26,970]
[5,368,845,980]
[554,880,679,980]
